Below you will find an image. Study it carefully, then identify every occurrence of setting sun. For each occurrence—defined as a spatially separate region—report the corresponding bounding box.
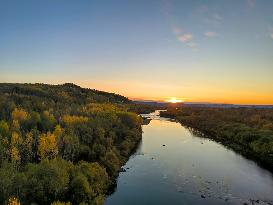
[166,97,183,103]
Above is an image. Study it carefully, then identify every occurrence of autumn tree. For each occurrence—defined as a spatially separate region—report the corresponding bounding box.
[10,132,23,164]
[53,125,63,139]
[11,108,29,123]
[7,197,20,205]
[38,132,58,160]
[62,115,88,126]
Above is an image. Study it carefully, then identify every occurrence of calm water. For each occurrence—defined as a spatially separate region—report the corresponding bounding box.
[105,111,273,205]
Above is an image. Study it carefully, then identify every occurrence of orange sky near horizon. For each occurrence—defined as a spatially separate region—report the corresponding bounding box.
[2,73,273,105]
[77,80,273,105]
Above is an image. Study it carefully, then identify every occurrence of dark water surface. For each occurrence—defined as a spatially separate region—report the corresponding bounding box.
[105,111,273,205]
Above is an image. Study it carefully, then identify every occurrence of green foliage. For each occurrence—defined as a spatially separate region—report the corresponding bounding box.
[0,83,143,205]
[101,149,121,176]
[58,134,80,162]
[70,162,109,204]
[0,162,16,203]
[0,120,9,137]
[23,159,71,204]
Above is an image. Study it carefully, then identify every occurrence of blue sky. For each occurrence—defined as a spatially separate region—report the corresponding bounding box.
[1,0,273,104]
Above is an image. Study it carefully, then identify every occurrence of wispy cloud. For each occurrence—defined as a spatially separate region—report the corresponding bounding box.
[187,42,199,51]
[271,33,273,40]
[204,31,218,37]
[194,5,222,26]
[172,25,198,51]
[187,42,197,48]
[178,34,193,42]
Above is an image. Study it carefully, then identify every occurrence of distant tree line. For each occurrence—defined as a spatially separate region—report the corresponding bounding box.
[0,83,145,205]
[161,106,273,170]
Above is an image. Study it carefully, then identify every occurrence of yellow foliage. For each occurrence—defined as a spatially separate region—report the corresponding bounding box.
[11,108,29,122]
[83,103,121,113]
[38,132,58,159]
[53,124,63,138]
[7,197,21,205]
[62,115,88,125]
[10,147,21,163]
[12,120,20,130]
[11,132,23,146]
[43,110,50,117]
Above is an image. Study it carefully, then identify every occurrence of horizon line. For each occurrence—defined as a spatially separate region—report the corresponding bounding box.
[1,81,272,106]
[129,98,273,106]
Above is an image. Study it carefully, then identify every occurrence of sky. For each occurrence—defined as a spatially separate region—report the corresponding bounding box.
[0,0,273,104]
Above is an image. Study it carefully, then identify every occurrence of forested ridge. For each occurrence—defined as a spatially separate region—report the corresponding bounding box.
[0,83,144,205]
[161,106,273,170]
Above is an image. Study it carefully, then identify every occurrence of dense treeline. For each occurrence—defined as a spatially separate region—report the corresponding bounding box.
[0,83,143,205]
[161,106,273,170]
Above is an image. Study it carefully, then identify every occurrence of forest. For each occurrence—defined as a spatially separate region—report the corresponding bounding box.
[0,83,147,205]
[161,106,273,170]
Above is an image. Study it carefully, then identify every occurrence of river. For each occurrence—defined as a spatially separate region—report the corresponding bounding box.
[105,111,273,205]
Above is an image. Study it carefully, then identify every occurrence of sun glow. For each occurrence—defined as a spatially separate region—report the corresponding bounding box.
[166,97,183,103]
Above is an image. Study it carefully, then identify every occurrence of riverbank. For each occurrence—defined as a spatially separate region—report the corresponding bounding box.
[160,107,273,172]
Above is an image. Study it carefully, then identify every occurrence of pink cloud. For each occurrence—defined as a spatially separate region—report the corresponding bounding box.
[177,34,193,42]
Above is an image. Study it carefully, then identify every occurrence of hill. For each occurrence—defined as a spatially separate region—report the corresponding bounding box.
[0,83,142,205]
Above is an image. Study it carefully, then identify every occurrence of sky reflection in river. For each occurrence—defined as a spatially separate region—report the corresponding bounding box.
[105,113,273,205]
